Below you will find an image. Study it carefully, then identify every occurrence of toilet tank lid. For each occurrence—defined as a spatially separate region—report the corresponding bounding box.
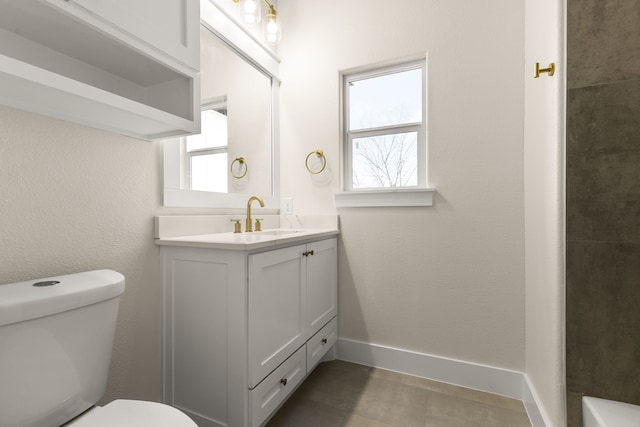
[0,269,125,327]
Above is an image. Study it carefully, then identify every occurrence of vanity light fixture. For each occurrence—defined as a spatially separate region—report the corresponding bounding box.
[236,0,261,24]
[233,0,281,45]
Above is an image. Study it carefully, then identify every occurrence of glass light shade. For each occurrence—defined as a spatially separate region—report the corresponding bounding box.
[262,13,281,44]
[239,0,261,24]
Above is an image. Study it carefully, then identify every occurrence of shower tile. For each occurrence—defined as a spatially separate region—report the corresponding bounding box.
[566,391,584,427]
[568,0,640,88]
[567,1,640,426]
[567,80,640,243]
[566,241,640,403]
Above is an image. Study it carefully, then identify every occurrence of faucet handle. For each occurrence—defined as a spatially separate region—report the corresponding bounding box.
[231,219,242,233]
[255,218,263,232]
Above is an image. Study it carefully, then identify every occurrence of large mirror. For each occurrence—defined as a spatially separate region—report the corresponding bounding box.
[163,0,280,209]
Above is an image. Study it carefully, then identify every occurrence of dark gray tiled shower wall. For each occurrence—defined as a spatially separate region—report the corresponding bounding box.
[566,0,640,426]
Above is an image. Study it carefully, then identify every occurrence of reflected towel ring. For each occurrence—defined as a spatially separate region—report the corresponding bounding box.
[305,150,326,174]
[230,157,248,179]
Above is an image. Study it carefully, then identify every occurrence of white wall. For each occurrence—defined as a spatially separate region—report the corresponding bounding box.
[0,106,171,404]
[278,0,526,371]
[524,0,566,425]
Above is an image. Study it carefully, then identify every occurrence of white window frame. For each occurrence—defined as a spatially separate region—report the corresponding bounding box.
[183,99,229,191]
[336,57,434,208]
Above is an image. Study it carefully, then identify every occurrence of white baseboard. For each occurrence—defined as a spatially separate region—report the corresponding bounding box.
[522,374,554,427]
[336,338,549,427]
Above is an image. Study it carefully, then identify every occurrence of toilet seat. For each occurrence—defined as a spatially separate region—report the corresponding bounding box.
[68,399,197,427]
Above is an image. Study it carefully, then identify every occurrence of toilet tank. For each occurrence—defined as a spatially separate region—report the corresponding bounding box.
[0,270,125,427]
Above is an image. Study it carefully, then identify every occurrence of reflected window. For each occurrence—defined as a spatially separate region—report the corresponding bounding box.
[185,100,228,192]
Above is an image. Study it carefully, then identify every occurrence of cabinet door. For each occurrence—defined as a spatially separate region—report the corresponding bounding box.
[248,245,307,388]
[306,238,338,337]
[52,0,199,69]
[162,246,247,427]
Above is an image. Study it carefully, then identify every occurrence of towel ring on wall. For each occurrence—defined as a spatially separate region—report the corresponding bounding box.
[305,150,326,174]
[230,157,248,179]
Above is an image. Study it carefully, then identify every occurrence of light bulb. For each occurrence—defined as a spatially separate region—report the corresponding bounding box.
[262,8,281,44]
[240,0,261,24]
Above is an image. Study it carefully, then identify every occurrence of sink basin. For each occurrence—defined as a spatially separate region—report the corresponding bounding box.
[255,229,300,236]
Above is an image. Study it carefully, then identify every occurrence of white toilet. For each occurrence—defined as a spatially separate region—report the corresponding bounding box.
[0,269,196,427]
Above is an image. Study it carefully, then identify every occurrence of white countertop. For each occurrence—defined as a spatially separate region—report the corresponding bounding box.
[155,228,339,251]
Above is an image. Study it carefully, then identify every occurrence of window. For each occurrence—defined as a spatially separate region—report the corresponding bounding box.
[184,100,228,193]
[337,58,433,207]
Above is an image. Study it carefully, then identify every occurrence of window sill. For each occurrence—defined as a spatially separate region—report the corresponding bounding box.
[334,188,435,208]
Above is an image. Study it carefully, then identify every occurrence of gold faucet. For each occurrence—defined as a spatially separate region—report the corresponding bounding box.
[246,195,264,232]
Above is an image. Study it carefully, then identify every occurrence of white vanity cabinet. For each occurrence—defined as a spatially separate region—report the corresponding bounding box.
[248,239,337,388]
[0,0,200,140]
[161,236,338,427]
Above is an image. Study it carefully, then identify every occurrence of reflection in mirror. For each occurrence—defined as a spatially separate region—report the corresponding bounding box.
[163,1,279,209]
[186,99,229,193]
[198,27,272,195]
[169,28,271,196]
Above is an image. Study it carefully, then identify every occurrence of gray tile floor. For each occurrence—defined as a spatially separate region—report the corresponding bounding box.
[266,360,532,427]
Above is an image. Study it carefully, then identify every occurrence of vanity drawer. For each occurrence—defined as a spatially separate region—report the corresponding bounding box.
[250,346,306,427]
[306,317,337,372]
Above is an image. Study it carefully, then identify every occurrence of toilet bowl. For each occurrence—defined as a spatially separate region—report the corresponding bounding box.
[0,270,196,427]
[67,400,195,427]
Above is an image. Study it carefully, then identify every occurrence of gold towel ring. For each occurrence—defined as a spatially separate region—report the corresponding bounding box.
[230,157,248,179]
[305,150,326,174]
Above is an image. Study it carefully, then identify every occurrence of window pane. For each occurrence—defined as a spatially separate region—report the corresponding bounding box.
[349,68,422,131]
[190,153,228,192]
[352,132,417,189]
[187,109,228,151]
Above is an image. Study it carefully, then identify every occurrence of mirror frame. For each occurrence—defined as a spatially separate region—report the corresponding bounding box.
[163,0,281,210]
